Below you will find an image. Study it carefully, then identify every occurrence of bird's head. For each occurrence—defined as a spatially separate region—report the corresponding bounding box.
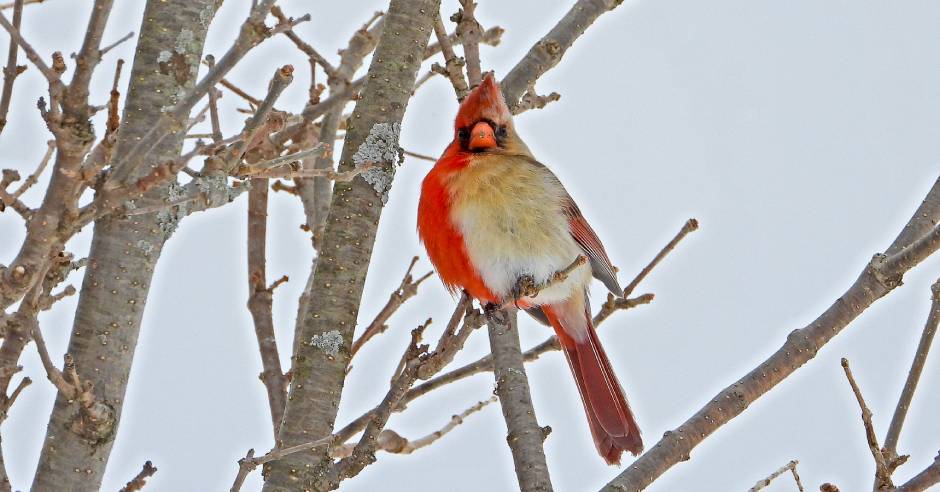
[453,73,525,154]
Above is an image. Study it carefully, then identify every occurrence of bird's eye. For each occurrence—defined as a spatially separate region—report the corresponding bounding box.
[457,128,470,140]
[496,125,508,139]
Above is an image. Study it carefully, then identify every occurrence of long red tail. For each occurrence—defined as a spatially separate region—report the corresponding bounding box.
[542,298,643,465]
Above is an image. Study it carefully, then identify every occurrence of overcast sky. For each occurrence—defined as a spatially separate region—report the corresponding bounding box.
[3,1,940,491]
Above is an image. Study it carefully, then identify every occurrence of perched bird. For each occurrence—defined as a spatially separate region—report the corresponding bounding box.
[417,73,643,464]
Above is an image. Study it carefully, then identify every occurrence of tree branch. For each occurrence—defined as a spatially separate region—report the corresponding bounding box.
[455,0,482,88]
[895,452,940,492]
[841,358,893,490]
[0,0,24,134]
[431,13,468,100]
[119,461,157,492]
[882,278,940,478]
[350,256,433,358]
[602,177,940,492]
[500,0,624,113]
[748,459,803,492]
[485,307,554,491]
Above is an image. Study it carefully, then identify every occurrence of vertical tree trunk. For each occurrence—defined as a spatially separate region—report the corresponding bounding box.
[31,2,217,489]
[262,1,439,489]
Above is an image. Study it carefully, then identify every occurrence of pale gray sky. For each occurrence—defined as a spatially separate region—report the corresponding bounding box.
[3,1,940,491]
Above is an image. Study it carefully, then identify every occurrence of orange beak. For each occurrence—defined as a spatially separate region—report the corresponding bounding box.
[468,121,497,151]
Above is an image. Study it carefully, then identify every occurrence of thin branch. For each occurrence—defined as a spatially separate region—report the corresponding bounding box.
[431,13,468,100]
[351,257,433,357]
[416,293,483,379]
[119,461,157,492]
[455,0,482,88]
[501,0,624,112]
[485,307,554,492]
[841,358,893,490]
[329,396,496,458]
[218,77,261,107]
[204,56,223,143]
[250,161,376,181]
[514,87,561,114]
[623,218,699,298]
[748,459,803,492]
[0,0,44,9]
[246,171,288,437]
[270,5,336,78]
[105,58,122,135]
[896,452,940,492]
[403,149,436,162]
[10,139,54,198]
[883,278,940,473]
[235,144,326,175]
[602,178,940,491]
[0,7,61,86]
[98,30,133,57]
[0,0,23,134]
[0,375,30,419]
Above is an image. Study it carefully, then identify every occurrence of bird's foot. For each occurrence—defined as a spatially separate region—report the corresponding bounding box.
[510,274,538,306]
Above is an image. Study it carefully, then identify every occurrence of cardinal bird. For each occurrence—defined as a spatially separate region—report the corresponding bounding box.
[417,73,643,464]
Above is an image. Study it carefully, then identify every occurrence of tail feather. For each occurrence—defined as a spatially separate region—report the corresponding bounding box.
[543,299,642,465]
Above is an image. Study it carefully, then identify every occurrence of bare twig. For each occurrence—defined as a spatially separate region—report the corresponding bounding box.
[0,7,61,86]
[0,0,43,9]
[351,256,433,357]
[486,307,553,492]
[0,375,30,419]
[218,77,261,107]
[623,218,699,298]
[455,0,482,88]
[883,279,940,463]
[416,293,484,379]
[250,161,375,181]
[204,55,223,143]
[431,13,468,100]
[119,460,157,492]
[0,0,23,134]
[98,30,134,57]
[403,149,436,162]
[749,459,804,492]
[105,58,123,135]
[329,396,496,458]
[10,139,54,199]
[842,356,897,489]
[235,144,326,175]
[514,87,561,114]
[270,5,336,78]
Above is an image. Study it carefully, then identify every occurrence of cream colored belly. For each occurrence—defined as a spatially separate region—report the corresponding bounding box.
[448,156,590,303]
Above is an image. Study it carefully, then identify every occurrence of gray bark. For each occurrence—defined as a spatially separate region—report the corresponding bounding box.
[262,1,439,489]
[487,308,554,492]
[31,2,217,489]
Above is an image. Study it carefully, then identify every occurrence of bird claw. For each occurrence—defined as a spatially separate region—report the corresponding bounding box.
[510,274,537,307]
